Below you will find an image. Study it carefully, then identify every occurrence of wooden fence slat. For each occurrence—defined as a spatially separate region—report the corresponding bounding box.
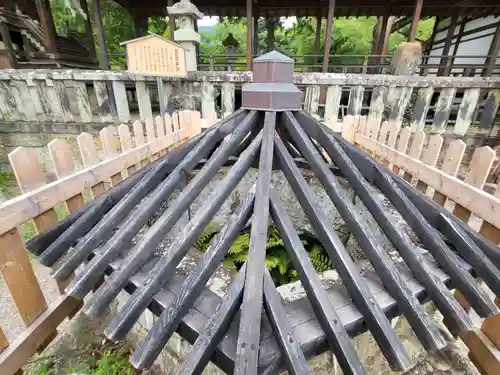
[77,132,106,197]
[222,82,235,118]
[93,81,113,122]
[100,126,123,186]
[454,88,481,136]
[43,79,64,122]
[12,81,36,121]
[0,81,17,120]
[156,115,166,138]
[54,81,74,123]
[135,81,153,121]
[145,117,156,144]
[479,184,500,245]
[410,87,433,132]
[341,115,356,143]
[25,79,44,118]
[354,134,500,229]
[433,139,466,206]
[201,81,217,124]
[415,134,443,193]
[403,130,425,182]
[118,124,137,175]
[384,121,400,168]
[481,89,500,136]
[74,82,93,123]
[0,135,184,236]
[432,88,457,133]
[0,294,80,375]
[389,87,413,125]
[10,81,28,121]
[304,85,320,117]
[48,139,85,213]
[348,85,364,116]
[368,86,386,127]
[112,80,131,123]
[393,127,411,174]
[165,113,173,134]
[133,120,146,147]
[324,85,342,129]
[191,110,202,137]
[375,120,389,161]
[8,147,58,233]
[172,112,181,141]
[0,228,47,325]
[452,146,496,223]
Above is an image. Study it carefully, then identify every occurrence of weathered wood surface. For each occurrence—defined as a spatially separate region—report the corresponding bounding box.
[0,111,199,375]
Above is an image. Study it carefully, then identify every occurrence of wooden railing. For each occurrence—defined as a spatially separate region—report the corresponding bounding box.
[1,70,500,137]
[0,110,201,375]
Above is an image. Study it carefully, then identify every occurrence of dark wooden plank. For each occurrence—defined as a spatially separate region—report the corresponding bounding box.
[293,110,474,335]
[274,134,412,371]
[235,111,276,375]
[330,132,498,318]
[437,213,500,297]
[130,186,256,369]
[269,190,366,375]
[175,265,247,375]
[262,269,311,375]
[105,133,261,344]
[79,111,258,316]
[282,111,446,352]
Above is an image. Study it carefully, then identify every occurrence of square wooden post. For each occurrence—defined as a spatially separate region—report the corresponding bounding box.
[408,0,423,42]
[246,0,253,70]
[92,0,110,69]
[438,15,458,76]
[34,0,57,53]
[322,0,336,72]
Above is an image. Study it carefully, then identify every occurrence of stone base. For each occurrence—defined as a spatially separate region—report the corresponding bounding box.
[391,42,423,76]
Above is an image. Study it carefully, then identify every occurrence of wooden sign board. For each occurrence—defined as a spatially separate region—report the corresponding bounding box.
[121,34,187,77]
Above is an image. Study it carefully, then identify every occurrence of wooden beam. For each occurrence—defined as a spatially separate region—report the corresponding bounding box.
[483,22,500,77]
[438,15,458,76]
[92,0,110,70]
[314,12,322,57]
[266,17,276,52]
[79,0,97,61]
[379,15,394,56]
[322,0,336,72]
[167,0,176,39]
[253,14,259,55]
[34,0,57,53]
[0,22,17,68]
[408,0,424,42]
[246,0,253,70]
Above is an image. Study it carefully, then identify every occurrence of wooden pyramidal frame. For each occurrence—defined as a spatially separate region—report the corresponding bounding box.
[25,52,500,375]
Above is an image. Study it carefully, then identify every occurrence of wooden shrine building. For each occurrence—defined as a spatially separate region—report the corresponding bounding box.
[2,0,500,74]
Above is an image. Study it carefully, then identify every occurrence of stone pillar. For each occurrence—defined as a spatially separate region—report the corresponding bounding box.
[390,41,422,75]
[167,0,203,72]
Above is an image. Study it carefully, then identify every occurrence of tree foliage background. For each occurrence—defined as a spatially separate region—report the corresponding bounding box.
[49,0,435,68]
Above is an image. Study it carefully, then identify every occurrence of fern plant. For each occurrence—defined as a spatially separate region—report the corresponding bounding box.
[194,226,334,286]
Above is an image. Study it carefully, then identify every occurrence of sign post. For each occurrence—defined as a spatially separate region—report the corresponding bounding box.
[121,34,187,131]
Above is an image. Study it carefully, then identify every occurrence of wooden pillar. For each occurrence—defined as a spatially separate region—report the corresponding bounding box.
[371,17,383,69]
[167,0,176,39]
[483,21,500,77]
[253,15,259,55]
[438,15,458,76]
[379,15,393,56]
[34,0,57,53]
[314,12,322,56]
[0,22,17,68]
[133,13,148,37]
[322,0,336,72]
[246,0,253,70]
[266,18,276,52]
[79,0,97,60]
[408,0,423,42]
[92,0,109,70]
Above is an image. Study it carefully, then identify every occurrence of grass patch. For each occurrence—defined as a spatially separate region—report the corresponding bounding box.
[27,342,141,375]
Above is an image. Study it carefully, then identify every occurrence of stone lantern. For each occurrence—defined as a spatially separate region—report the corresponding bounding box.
[167,0,203,71]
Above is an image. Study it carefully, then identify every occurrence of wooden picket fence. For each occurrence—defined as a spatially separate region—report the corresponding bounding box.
[0,110,201,375]
[340,114,500,245]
